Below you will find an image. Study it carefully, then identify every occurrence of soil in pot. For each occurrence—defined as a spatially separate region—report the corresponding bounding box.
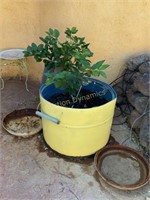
[48,89,108,108]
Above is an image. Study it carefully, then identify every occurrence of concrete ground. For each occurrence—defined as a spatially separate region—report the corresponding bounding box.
[0,79,150,200]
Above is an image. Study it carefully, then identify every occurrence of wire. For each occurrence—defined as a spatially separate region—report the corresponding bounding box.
[121,100,149,145]
[109,73,125,86]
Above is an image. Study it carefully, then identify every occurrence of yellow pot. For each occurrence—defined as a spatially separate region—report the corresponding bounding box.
[38,78,117,157]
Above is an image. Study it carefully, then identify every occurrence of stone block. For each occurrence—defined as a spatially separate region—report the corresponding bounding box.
[126,90,149,113]
[113,81,126,96]
[128,109,141,129]
[139,61,150,73]
[124,70,141,83]
[134,96,149,114]
[127,54,150,71]
[133,73,150,96]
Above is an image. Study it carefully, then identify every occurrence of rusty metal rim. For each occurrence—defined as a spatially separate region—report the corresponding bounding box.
[94,145,150,190]
[2,108,42,137]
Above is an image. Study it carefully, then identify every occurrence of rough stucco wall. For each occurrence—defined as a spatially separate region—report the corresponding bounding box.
[0,0,150,83]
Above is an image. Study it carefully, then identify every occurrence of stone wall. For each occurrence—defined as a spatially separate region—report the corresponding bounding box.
[113,54,150,152]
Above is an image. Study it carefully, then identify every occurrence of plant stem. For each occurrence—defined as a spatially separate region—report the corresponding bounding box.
[71,85,82,108]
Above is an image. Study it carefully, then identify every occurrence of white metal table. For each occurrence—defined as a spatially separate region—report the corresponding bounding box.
[0,48,29,91]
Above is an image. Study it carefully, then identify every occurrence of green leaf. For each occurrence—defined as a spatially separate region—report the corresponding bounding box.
[85,72,92,77]
[92,60,105,69]
[74,50,82,59]
[48,28,54,35]
[38,44,43,51]
[46,77,53,85]
[99,71,107,78]
[73,36,78,42]
[36,58,42,62]
[27,46,32,52]
[71,27,78,34]
[82,43,90,48]
[81,59,90,65]
[23,51,30,57]
[55,80,63,88]
[79,37,85,43]
[65,28,71,37]
[99,64,109,70]
[92,70,100,76]
[82,49,92,57]
[44,60,51,67]
[53,29,60,38]
[39,37,46,43]
[31,43,37,51]
[34,54,42,62]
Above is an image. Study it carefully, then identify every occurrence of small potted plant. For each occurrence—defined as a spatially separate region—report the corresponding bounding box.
[24,27,117,156]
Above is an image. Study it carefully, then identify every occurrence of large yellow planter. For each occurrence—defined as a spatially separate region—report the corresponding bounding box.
[38,78,117,157]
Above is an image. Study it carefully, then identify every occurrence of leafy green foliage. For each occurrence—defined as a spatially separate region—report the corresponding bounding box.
[23,27,109,96]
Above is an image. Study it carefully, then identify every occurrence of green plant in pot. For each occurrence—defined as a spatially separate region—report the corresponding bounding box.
[24,27,117,157]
